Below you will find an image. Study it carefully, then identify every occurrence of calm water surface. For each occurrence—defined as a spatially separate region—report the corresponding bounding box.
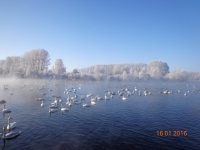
[0,79,200,150]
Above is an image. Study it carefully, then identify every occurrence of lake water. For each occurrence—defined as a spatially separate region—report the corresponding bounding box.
[0,79,200,150]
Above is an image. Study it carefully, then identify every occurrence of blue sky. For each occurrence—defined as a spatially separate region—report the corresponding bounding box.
[0,0,200,72]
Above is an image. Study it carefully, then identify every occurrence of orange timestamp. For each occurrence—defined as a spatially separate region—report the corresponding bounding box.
[156,130,187,137]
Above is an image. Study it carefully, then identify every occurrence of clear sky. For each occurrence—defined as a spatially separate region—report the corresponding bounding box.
[0,0,200,72]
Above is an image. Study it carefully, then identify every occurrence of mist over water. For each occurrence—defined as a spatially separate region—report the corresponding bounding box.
[0,79,200,150]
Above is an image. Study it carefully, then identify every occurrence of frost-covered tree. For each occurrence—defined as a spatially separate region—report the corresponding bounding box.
[1,56,22,75]
[94,65,105,74]
[78,63,149,80]
[9,56,21,74]
[0,60,5,75]
[73,69,79,74]
[23,49,50,76]
[112,65,121,75]
[188,72,200,80]
[122,71,128,80]
[139,72,150,80]
[148,61,169,78]
[166,69,188,81]
[52,59,66,75]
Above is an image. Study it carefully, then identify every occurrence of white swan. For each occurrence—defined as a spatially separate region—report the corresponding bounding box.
[122,96,127,100]
[2,127,21,140]
[91,96,97,102]
[139,91,142,96]
[2,105,11,113]
[105,94,110,100]
[96,95,102,100]
[51,99,58,108]
[41,100,44,107]
[82,103,91,107]
[49,106,58,113]
[80,95,85,100]
[110,95,113,99]
[67,95,72,101]
[61,104,69,111]
[118,92,123,96]
[54,97,58,104]
[7,117,16,130]
[135,87,138,91]
[91,101,96,105]
[66,100,72,107]
[86,93,92,98]
[50,104,58,108]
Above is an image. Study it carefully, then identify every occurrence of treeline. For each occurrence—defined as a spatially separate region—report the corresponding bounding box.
[0,49,50,77]
[0,49,200,81]
[76,63,200,81]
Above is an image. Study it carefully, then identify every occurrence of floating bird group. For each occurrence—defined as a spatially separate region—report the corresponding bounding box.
[0,86,21,141]
[1,82,199,143]
[34,82,200,116]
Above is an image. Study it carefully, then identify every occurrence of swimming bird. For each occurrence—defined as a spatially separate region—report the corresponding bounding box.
[2,127,21,140]
[105,94,110,100]
[60,104,69,111]
[66,100,72,107]
[7,117,16,130]
[80,95,85,100]
[50,104,58,108]
[49,106,58,113]
[91,96,97,102]
[139,91,142,96]
[122,96,127,100]
[134,87,138,92]
[86,93,92,98]
[2,105,11,113]
[110,95,113,99]
[82,103,91,107]
[96,95,103,100]
[118,92,123,96]
[54,97,58,104]
[91,101,96,105]
[41,100,44,107]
